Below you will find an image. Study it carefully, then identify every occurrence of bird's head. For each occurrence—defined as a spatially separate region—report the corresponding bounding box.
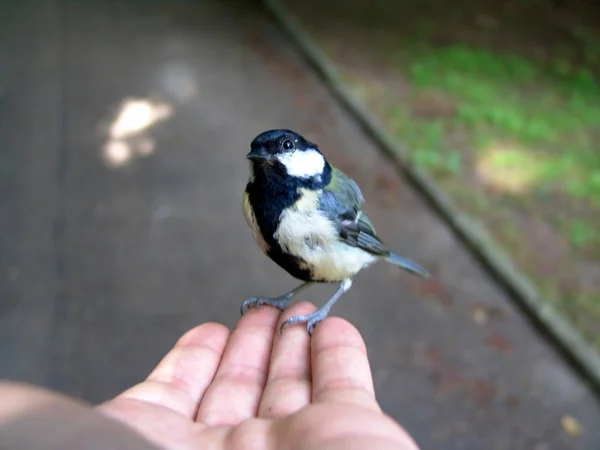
[246,129,330,186]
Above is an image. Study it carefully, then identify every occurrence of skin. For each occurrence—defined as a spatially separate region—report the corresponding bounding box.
[0,302,419,450]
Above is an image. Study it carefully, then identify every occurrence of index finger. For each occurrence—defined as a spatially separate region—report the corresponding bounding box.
[310,317,380,411]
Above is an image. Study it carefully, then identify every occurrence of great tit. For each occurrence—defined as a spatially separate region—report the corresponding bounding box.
[241,129,430,335]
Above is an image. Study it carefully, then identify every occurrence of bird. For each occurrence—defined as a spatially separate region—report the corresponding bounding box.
[241,129,430,335]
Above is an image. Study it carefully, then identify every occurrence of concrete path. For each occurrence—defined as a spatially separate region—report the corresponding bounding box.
[1,1,599,449]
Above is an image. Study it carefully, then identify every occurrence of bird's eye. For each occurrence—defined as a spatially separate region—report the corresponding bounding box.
[282,139,294,151]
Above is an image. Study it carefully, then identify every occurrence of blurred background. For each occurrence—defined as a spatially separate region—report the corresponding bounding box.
[0,0,599,448]
[283,0,600,350]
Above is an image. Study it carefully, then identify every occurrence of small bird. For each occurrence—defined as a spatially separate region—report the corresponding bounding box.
[241,129,430,334]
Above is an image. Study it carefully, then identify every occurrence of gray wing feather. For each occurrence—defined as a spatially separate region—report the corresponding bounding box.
[319,168,389,257]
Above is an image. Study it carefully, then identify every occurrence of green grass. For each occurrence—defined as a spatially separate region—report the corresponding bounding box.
[569,219,595,249]
[399,45,600,207]
[344,38,600,344]
[386,43,600,344]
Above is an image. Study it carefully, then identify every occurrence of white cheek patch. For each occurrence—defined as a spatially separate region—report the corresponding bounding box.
[277,149,325,178]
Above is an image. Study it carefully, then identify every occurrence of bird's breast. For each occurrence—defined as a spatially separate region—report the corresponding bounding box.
[274,189,333,252]
[274,189,376,281]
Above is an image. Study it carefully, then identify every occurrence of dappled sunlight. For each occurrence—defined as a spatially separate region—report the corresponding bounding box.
[105,141,130,166]
[159,61,199,103]
[109,99,173,139]
[103,98,173,168]
[475,142,543,193]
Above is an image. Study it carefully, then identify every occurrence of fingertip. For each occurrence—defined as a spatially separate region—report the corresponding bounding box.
[286,300,317,312]
[176,322,231,352]
[196,302,282,425]
[312,316,367,354]
[236,304,282,331]
[311,317,377,410]
[114,322,232,419]
[258,302,314,419]
[277,301,317,328]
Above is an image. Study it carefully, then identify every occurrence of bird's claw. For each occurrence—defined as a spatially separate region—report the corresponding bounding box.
[240,296,289,316]
[280,309,328,336]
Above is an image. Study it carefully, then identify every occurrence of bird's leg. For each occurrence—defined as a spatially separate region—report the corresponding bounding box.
[280,278,353,335]
[240,282,313,315]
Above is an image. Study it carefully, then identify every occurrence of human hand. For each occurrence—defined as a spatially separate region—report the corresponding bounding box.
[97,301,418,449]
[0,302,418,450]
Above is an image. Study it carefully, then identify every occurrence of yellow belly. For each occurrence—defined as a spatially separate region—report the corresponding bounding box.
[242,190,270,252]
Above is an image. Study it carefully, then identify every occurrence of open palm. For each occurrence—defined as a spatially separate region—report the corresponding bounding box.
[97,302,418,450]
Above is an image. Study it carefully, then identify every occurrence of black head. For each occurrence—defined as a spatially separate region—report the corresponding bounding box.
[248,129,316,161]
[246,129,330,187]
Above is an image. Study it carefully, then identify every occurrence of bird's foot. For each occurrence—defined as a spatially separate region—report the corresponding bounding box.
[240,295,289,315]
[280,307,329,336]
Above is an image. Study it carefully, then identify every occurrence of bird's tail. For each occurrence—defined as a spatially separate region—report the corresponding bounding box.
[385,252,430,278]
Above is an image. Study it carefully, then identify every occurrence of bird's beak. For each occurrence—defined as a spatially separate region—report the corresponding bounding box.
[246,147,272,162]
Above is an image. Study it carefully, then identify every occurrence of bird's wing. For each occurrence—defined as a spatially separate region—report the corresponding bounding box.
[319,167,389,257]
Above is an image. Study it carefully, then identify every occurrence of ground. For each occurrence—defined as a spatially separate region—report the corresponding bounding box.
[281,0,600,348]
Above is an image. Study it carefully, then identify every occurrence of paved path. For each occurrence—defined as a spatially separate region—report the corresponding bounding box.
[1,1,599,448]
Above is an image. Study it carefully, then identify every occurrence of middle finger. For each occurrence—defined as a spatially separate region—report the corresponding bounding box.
[195,305,279,426]
[257,301,315,418]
